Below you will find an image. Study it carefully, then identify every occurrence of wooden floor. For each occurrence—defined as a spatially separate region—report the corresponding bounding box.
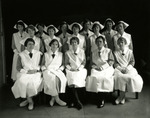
[0,80,150,118]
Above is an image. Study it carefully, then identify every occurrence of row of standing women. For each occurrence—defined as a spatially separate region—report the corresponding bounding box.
[11,19,143,111]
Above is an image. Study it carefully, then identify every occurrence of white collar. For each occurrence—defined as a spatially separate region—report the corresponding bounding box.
[25,49,34,55]
[48,49,58,55]
[98,46,105,52]
[71,47,80,54]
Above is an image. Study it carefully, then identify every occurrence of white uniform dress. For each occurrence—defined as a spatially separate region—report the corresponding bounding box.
[113,32,133,51]
[86,47,114,92]
[11,50,42,98]
[11,31,29,81]
[65,47,87,88]
[114,48,143,92]
[42,50,67,96]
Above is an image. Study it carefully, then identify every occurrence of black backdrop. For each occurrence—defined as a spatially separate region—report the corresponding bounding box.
[1,0,150,83]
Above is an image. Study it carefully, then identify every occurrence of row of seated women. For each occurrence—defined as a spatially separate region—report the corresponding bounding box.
[11,19,143,111]
[11,35,143,111]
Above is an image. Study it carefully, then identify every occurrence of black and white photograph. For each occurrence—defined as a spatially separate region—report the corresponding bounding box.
[0,0,149,118]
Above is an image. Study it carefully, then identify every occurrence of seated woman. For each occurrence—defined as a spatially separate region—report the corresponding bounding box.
[41,39,67,107]
[114,37,143,105]
[65,37,87,110]
[86,35,114,108]
[11,38,43,111]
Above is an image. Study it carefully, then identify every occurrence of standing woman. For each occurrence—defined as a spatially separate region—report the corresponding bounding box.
[88,21,104,57]
[58,21,71,54]
[114,37,143,105]
[86,35,114,108]
[44,25,61,51]
[21,25,44,53]
[102,18,117,51]
[11,38,43,110]
[41,39,67,107]
[113,21,133,51]
[11,20,28,81]
[68,22,86,51]
[65,37,87,110]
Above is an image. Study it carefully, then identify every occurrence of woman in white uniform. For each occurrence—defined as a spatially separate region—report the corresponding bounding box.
[41,39,67,107]
[113,21,133,51]
[67,22,86,51]
[44,25,61,51]
[21,25,44,53]
[11,38,42,110]
[65,37,87,110]
[11,20,28,81]
[102,18,117,51]
[86,35,114,108]
[114,37,143,105]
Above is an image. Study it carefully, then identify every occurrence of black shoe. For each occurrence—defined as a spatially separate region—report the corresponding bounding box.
[75,102,83,110]
[97,100,105,108]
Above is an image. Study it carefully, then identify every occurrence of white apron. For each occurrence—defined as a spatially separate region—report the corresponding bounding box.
[11,50,42,98]
[65,49,87,87]
[86,48,114,92]
[114,49,143,92]
[43,51,67,96]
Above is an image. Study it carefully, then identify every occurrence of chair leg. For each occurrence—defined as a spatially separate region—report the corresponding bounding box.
[135,92,139,99]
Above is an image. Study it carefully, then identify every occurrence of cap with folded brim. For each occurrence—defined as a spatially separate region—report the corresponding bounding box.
[14,20,28,29]
[115,21,129,29]
[46,25,59,33]
[91,21,104,30]
[69,22,83,31]
[104,18,115,26]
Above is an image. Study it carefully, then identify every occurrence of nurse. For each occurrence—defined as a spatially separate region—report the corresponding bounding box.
[114,37,143,105]
[11,20,28,81]
[41,39,67,107]
[86,35,114,108]
[11,38,43,110]
[65,37,87,110]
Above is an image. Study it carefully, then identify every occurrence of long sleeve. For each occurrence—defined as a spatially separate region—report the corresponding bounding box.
[129,37,133,50]
[11,35,17,50]
[16,56,23,71]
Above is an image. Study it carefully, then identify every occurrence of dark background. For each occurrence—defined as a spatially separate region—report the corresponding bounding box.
[1,0,150,83]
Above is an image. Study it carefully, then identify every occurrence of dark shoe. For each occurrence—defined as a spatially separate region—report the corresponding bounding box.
[97,100,105,108]
[75,102,83,110]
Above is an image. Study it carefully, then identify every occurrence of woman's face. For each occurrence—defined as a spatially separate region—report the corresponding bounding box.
[93,25,100,33]
[51,41,59,51]
[27,28,35,37]
[118,40,126,50]
[106,21,113,29]
[47,28,55,36]
[116,23,124,32]
[96,38,104,49]
[71,39,78,48]
[84,21,91,30]
[26,41,35,51]
[61,24,67,32]
[17,24,24,32]
[72,27,79,35]
[37,25,44,33]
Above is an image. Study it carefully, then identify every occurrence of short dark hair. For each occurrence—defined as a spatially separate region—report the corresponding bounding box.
[95,35,105,44]
[92,23,101,30]
[47,26,56,33]
[70,37,79,45]
[117,37,127,45]
[36,23,45,28]
[49,39,60,48]
[24,38,35,47]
